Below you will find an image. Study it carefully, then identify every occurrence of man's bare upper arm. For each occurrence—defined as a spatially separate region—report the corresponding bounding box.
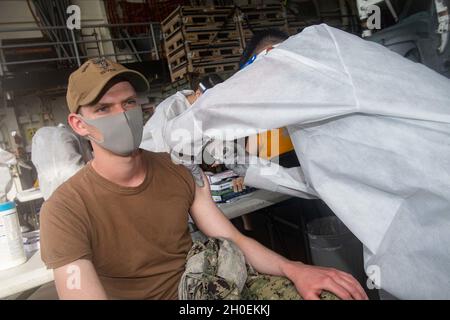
[53,259,108,300]
[189,174,242,242]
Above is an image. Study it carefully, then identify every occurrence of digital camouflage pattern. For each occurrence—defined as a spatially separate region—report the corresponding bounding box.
[178,237,339,300]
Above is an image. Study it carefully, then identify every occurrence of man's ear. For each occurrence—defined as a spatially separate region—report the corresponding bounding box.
[68,112,90,137]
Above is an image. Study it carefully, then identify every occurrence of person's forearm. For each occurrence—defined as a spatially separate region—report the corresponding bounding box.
[191,174,302,279]
[233,232,298,277]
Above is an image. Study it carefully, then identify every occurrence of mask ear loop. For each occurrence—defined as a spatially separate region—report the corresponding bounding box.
[77,115,105,144]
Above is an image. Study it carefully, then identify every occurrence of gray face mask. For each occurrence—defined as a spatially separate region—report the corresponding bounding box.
[81,107,143,156]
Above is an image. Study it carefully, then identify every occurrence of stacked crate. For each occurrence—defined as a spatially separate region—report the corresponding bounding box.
[162,6,245,82]
[238,4,289,43]
[161,4,319,82]
[285,11,313,36]
[162,4,295,82]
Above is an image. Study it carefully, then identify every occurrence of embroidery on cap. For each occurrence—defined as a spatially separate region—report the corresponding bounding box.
[92,57,116,74]
[81,63,90,73]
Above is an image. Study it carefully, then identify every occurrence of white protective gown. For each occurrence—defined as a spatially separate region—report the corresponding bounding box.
[140,90,194,153]
[164,24,450,299]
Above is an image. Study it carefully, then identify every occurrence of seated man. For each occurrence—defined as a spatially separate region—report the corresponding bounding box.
[39,58,367,300]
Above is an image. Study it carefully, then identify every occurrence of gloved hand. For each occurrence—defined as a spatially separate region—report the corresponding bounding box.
[225,162,249,177]
[221,140,249,177]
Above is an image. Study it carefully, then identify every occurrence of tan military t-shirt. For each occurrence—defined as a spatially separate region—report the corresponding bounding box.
[39,150,195,299]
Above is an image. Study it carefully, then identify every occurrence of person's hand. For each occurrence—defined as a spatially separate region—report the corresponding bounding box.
[211,161,221,168]
[232,177,245,192]
[209,139,249,177]
[225,163,248,177]
[284,261,369,300]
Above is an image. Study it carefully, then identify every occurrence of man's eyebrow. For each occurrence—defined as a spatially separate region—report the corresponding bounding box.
[89,95,138,108]
[122,95,138,102]
[90,102,112,108]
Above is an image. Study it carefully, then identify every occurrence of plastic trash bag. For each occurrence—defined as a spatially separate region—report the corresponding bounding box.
[0,148,16,201]
[31,125,92,200]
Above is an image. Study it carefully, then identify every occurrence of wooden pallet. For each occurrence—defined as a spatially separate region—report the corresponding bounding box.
[181,13,236,28]
[164,31,185,55]
[183,28,241,43]
[163,18,238,39]
[168,45,241,72]
[170,63,189,82]
[162,7,183,37]
[239,4,285,21]
[170,59,240,82]
[167,42,242,67]
[170,67,187,82]
[165,29,242,54]
[165,30,246,59]
[188,45,242,59]
[164,26,246,57]
[190,60,239,75]
[163,5,289,40]
[180,6,235,15]
[163,4,288,36]
[161,4,290,83]
[162,5,237,38]
[167,47,188,71]
[242,21,288,32]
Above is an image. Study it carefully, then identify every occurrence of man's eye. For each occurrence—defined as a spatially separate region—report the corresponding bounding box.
[125,99,137,106]
[96,106,109,113]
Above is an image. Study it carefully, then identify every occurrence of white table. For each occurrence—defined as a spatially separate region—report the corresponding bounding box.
[16,188,43,202]
[0,250,53,299]
[218,189,292,220]
[0,189,291,299]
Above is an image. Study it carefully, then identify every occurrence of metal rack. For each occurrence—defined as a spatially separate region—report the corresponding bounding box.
[0,22,162,75]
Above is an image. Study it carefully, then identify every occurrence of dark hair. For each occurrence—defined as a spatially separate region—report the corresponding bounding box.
[240,29,289,67]
[194,73,224,92]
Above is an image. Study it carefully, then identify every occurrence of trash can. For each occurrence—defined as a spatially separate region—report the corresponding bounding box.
[307,216,366,284]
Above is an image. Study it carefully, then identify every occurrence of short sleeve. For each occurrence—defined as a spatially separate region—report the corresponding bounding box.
[157,152,196,204]
[40,197,92,269]
[176,163,196,204]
